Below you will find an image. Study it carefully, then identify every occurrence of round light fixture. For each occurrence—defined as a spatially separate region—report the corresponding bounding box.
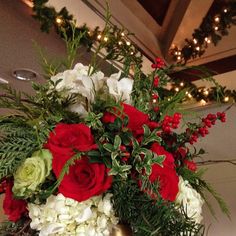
[12,68,38,81]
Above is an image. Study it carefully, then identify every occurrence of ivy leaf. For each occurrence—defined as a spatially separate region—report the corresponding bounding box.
[152,153,165,167]
[143,124,151,137]
[103,143,115,152]
[114,135,121,150]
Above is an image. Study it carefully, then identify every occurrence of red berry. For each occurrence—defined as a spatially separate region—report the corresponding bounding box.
[153,106,159,112]
[221,117,226,122]
[153,77,159,87]
[151,64,157,69]
[152,94,158,99]
[120,145,126,152]
[172,123,178,129]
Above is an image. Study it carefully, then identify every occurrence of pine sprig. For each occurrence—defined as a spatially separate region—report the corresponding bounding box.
[112,177,204,236]
[0,119,40,179]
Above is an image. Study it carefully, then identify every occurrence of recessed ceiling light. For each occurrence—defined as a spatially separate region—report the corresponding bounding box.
[12,68,38,81]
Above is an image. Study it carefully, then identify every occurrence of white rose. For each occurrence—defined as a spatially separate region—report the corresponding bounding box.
[176,176,204,223]
[51,63,105,102]
[106,71,133,104]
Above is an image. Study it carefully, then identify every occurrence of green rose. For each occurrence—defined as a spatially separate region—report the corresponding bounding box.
[13,149,52,197]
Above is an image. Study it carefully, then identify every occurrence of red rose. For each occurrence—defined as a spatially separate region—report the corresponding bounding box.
[143,143,179,202]
[102,103,158,138]
[102,112,116,123]
[46,123,112,202]
[3,181,27,222]
[151,143,175,168]
[57,157,112,202]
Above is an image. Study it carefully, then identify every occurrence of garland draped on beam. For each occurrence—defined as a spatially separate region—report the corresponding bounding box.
[31,0,236,106]
[32,0,142,73]
[170,0,236,63]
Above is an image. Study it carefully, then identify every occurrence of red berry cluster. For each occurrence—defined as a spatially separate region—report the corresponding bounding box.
[151,58,165,69]
[162,113,182,133]
[188,112,226,144]
[217,112,226,122]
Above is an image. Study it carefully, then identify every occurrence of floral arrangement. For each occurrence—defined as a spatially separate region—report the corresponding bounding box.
[0,24,229,236]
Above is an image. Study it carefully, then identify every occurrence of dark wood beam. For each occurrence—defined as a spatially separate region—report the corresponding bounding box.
[169,54,236,81]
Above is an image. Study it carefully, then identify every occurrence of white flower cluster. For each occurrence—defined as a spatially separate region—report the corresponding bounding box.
[51,63,133,117]
[28,193,118,236]
[176,176,204,224]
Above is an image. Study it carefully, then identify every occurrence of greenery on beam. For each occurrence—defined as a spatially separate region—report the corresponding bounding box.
[32,0,142,72]
[170,1,236,63]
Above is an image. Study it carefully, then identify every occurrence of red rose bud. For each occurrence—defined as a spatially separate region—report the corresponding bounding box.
[184,160,197,172]
[177,147,188,158]
[3,181,27,222]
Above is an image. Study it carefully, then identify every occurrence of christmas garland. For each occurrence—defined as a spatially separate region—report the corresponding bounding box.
[170,0,236,63]
[31,0,236,106]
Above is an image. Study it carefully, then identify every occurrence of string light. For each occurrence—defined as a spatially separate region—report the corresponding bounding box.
[175,87,179,92]
[224,96,229,102]
[121,32,125,37]
[130,51,134,55]
[118,41,122,45]
[126,41,131,46]
[193,38,198,44]
[178,51,181,55]
[215,16,220,22]
[200,99,207,106]
[188,93,192,98]
[104,36,108,42]
[177,56,181,60]
[196,46,200,51]
[214,26,219,31]
[87,31,91,35]
[152,99,157,103]
[180,82,184,87]
[55,17,63,25]
[97,34,102,40]
[175,51,178,55]
[203,90,209,96]
[224,9,228,13]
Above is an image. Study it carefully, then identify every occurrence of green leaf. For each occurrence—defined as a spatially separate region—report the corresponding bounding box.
[143,124,151,137]
[152,153,166,167]
[87,150,101,157]
[103,143,114,152]
[114,135,121,150]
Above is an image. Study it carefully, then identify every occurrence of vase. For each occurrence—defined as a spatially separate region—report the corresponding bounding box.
[111,224,133,236]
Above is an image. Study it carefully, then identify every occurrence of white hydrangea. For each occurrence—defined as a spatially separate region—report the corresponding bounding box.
[175,176,204,224]
[106,71,133,104]
[28,193,118,236]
